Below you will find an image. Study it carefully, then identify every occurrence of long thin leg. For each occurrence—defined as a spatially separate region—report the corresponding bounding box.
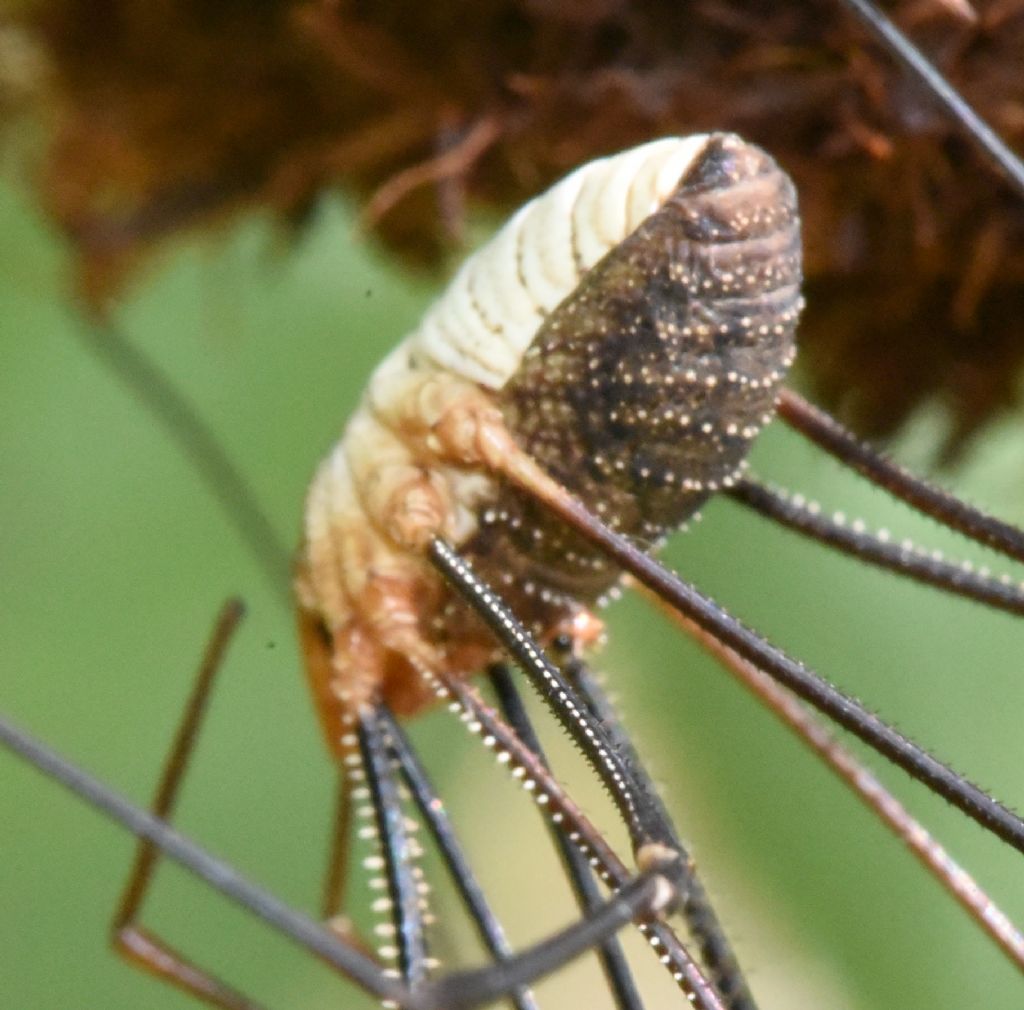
[2,709,684,1010]
[562,657,756,1010]
[415,869,667,1010]
[488,664,645,1010]
[833,0,1024,197]
[320,768,377,960]
[425,664,729,1010]
[71,321,292,601]
[110,599,369,1005]
[648,590,1024,972]
[321,772,352,919]
[429,537,751,1008]
[358,706,432,994]
[422,865,678,1010]
[493,446,1024,855]
[728,477,1024,618]
[777,389,1024,564]
[315,769,382,961]
[98,599,669,1010]
[101,581,704,1007]
[0,713,409,1005]
[428,538,685,872]
[376,704,541,1010]
[110,599,267,1010]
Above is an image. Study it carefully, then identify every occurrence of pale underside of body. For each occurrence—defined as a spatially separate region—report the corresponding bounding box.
[296,132,803,748]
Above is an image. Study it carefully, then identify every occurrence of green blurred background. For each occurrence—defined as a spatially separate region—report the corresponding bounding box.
[3,163,1024,1010]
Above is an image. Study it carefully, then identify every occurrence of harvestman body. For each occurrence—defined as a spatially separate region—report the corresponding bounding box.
[297,132,799,728]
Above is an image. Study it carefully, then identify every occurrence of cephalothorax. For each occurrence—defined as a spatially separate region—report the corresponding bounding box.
[297,133,802,727]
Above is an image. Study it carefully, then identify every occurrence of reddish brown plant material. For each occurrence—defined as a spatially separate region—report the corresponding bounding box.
[10,0,1024,453]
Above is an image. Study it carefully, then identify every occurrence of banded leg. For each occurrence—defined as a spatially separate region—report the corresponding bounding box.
[429,538,685,873]
[488,664,645,1010]
[375,704,541,1010]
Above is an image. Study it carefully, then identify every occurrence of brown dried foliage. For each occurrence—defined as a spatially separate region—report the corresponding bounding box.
[12,0,1024,452]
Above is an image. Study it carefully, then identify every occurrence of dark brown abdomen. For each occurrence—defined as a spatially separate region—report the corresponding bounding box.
[457,134,803,636]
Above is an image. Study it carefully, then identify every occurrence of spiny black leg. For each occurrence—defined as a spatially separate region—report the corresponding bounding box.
[562,657,756,1010]
[424,667,728,1010]
[518,468,1024,856]
[428,537,683,876]
[833,0,1024,196]
[664,610,1024,972]
[488,664,646,1010]
[429,537,753,1007]
[357,706,431,995]
[395,663,724,1003]
[778,389,1024,565]
[426,668,640,889]
[729,477,1024,618]
[375,704,541,1010]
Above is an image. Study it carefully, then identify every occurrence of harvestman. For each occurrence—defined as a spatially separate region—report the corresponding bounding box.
[6,128,1024,1010]
[5,5,1024,1007]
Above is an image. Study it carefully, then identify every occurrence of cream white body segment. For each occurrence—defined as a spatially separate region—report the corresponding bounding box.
[413,134,712,390]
